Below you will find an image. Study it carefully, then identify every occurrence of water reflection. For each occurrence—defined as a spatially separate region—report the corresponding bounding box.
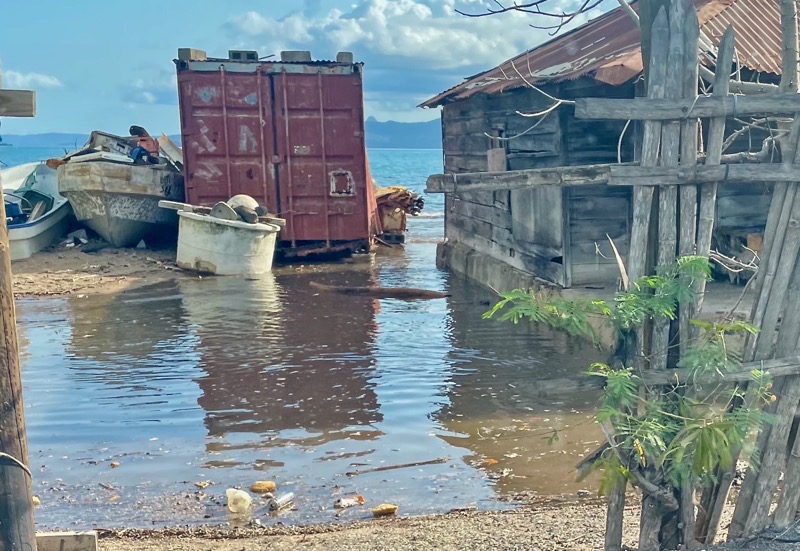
[179,271,384,448]
[17,243,610,530]
[434,277,605,497]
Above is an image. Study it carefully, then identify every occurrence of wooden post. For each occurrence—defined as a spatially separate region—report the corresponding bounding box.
[0,71,38,551]
[651,0,686,372]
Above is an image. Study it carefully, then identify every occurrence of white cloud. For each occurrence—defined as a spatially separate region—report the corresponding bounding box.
[222,0,607,120]
[122,73,178,106]
[224,0,594,71]
[3,70,62,89]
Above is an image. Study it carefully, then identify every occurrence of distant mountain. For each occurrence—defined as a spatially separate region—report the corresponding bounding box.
[2,118,442,150]
[365,117,441,149]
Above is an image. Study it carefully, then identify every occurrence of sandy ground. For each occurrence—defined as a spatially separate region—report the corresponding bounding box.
[99,501,642,551]
[11,241,185,297]
[94,501,800,551]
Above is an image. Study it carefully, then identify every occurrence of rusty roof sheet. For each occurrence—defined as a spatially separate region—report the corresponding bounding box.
[421,0,786,108]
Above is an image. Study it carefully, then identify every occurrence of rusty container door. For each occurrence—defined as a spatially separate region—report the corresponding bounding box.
[177,66,279,212]
[272,69,370,246]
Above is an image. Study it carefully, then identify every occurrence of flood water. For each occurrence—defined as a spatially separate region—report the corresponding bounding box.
[11,149,607,530]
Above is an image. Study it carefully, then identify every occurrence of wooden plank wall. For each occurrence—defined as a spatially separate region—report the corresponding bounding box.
[712,123,773,232]
[561,81,636,285]
[440,76,772,288]
[442,86,569,286]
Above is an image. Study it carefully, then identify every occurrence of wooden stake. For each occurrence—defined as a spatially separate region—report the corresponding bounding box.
[652,0,688,371]
[678,7,700,361]
[0,70,38,551]
[694,26,735,319]
[605,482,626,551]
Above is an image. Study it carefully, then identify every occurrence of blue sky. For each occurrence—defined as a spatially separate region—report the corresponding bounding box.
[0,0,600,135]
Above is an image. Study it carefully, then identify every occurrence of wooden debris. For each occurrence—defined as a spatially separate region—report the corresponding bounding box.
[310,281,451,300]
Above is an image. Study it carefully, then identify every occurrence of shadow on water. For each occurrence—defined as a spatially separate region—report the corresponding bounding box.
[18,242,609,530]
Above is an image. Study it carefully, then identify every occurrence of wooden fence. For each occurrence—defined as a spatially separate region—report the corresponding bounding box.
[427,0,800,548]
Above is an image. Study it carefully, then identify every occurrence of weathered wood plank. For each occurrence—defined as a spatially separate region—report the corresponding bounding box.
[640,355,800,386]
[449,198,511,228]
[678,6,701,366]
[575,92,800,121]
[652,0,685,371]
[36,531,98,551]
[775,427,800,527]
[431,162,800,194]
[0,90,36,117]
[742,376,800,536]
[605,483,626,551]
[625,12,668,282]
[426,164,613,194]
[608,163,800,185]
[510,186,563,249]
[694,23,733,294]
[447,226,566,286]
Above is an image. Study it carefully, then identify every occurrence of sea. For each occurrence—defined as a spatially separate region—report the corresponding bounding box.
[0,147,603,530]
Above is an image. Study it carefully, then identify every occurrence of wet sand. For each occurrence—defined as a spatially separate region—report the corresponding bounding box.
[99,500,641,551]
[11,243,186,297]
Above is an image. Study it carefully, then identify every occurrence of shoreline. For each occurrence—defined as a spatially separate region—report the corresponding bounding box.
[96,500,643,551]
[11,243,188,298]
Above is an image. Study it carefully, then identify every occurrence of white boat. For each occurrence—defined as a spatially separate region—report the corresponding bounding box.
[58,161,184,248]
[1,162,73,261]
[160,200,282,275]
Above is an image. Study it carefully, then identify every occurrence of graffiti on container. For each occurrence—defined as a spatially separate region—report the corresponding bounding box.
[193,120,217,154]
[195,162,224,180]
[197,87,215,103]
[239,126,257,153]
[330,170,355,197]
[244,93,257,106]
[293,145,311,155]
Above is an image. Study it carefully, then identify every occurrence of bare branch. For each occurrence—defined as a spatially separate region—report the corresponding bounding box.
[615,0,638,25]
[454,0,605,33]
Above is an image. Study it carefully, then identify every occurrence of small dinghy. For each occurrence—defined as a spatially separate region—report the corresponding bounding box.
[1,162,72,260]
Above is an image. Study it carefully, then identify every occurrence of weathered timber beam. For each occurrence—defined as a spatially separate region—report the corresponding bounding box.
[0,90,36,117]
[640,356,800,386]
[425,164,612,193]
[609,163,800,186]
[575,92,800,121]
[698,65,779,95]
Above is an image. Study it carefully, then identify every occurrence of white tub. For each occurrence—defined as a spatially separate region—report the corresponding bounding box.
[176,211,281,275]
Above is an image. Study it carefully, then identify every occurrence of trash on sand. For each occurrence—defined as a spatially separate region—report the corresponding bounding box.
[250,480,277,493]
[334,495,365,509]
[226,488,253,514]
[371,503,398,517]
[195,480,213,489]
[32,496,41,507]
[267,492,295,511]
[110,461,121,468]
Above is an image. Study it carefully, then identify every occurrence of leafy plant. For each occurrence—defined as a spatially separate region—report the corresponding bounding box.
[485,256,773,512]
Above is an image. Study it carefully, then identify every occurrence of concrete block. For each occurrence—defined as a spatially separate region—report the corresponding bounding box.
[36,531,98,551]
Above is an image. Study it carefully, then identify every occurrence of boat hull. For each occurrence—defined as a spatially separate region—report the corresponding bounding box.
[9,203,72,261]
[176,211,280,275]
[58,162,184,247]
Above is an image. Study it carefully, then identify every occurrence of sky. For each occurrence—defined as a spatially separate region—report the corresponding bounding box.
[0,0,604,136]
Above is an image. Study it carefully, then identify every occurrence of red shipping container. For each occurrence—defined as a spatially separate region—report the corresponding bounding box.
[175,50,378,255]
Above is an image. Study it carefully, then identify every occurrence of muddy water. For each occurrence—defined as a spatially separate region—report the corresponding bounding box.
[16,148,607,528]
[18,238,607,530]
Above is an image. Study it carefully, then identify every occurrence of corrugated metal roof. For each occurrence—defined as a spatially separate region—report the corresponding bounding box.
[421,0,786,108]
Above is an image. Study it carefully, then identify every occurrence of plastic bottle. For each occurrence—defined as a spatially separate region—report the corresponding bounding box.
[226,488,253,514]
[267,491,295,511]
[334,495,365,509]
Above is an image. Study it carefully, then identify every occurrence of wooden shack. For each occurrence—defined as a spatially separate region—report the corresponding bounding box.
[421,0,781,288]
